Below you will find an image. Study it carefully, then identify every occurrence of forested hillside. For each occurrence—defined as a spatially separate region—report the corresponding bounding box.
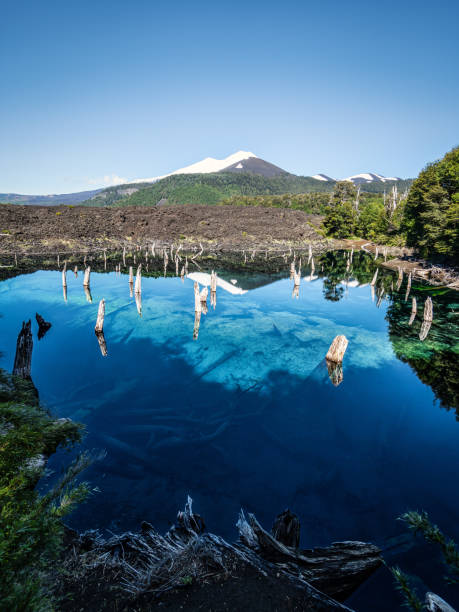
[82,172,411,208]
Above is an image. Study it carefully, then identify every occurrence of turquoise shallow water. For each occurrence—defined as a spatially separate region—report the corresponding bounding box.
[0,251,458,609]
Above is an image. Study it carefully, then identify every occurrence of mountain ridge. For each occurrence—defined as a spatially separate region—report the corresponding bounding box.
[0,151,411,206]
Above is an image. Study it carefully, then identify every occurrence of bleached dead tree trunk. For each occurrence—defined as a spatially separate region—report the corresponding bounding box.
[95,299,105,333]
[83,266,91,287]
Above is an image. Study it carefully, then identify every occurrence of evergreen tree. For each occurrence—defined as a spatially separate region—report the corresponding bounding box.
[403,146,459,260]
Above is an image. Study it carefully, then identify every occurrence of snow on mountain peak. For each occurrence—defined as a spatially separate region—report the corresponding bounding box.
[131,151,258,184]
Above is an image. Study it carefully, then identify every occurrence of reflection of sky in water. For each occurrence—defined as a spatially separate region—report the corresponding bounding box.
[1,267,458,610]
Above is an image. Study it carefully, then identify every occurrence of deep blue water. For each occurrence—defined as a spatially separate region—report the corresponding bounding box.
[0,252,458,610]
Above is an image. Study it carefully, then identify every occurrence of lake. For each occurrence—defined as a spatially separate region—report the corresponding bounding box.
[1,249,458,610]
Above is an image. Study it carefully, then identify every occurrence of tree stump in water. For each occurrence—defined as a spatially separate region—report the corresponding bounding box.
[13,321,33,379]
[36,313,51,340]
[95,299,105,333]
[272,509,300,548]
[326,335,348,363]
[83,266,91,287]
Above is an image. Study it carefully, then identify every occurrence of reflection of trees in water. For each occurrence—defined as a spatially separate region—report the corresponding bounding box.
[317,251,380,302]
[317,251,458,416]
[386,289,459,417]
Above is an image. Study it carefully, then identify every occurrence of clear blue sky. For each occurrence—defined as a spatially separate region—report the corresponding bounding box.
[1,0,458,194]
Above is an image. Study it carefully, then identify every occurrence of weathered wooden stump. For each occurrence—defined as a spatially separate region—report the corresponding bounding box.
[83,266,91,287]
[94,299,105,333]
[326,335,348,363]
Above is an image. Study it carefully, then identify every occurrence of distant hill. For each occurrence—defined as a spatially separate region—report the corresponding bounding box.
[1,150,412,207]
[0,189,102,206]
[82,172,334,207]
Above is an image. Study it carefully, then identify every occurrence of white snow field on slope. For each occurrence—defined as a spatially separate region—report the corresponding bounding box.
[131,151,258,184]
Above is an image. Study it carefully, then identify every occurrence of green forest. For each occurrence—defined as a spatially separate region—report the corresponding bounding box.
[324,146,459,260]
[82,172,411,208]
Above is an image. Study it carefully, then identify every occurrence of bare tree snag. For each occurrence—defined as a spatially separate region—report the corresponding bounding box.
[95,299,105,333]
[326,335,348,364]
[83,266,91,287]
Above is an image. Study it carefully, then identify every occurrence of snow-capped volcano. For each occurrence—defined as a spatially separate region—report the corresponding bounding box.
[342,172,400,184]
[131,151,258,183]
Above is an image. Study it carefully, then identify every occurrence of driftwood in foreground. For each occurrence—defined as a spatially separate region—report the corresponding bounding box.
[73,497,380,610]
[326,335,348,364]
[13,320,33,379]
[36,313,51,340]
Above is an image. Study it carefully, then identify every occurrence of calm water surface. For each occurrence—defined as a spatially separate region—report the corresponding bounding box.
[0,251,458,610]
